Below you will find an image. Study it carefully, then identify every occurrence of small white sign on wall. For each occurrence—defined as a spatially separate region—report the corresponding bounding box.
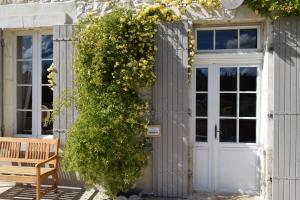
[146,125,161,137]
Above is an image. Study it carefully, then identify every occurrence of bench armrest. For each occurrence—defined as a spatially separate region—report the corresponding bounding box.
[35,155,58,168]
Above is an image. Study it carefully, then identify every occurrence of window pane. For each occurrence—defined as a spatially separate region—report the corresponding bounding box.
[216,30,238,49]
[220,67,237,91]
[239,119,256,143]
[196,94,207,117]
[240,67,257,91]
[42,35,53,59]
[240,29,257,49]
[196,68,208,91]
[197,31,214,50]
[17,111,32,134]
[42,86,53,109]
[42,60,53,84]
[17,86,32,109]
[220,93,237,117]
[240,94,256,117]
[220,119,236,142]
[196,119,207,142]
[17,61,32,84]
[17,36,32,59]
[42,111,53,135]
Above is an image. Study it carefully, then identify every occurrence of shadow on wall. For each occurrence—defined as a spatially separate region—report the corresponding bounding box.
[0,185,91,200]
[273,18,300,66]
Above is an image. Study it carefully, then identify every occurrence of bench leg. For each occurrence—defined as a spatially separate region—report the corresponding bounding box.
[36,168,41,200]
[53,169,58,193]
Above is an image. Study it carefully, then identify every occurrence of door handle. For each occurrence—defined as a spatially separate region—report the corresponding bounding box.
[215,124,222,140]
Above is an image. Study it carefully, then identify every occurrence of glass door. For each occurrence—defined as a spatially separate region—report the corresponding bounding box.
[194,65,260,194]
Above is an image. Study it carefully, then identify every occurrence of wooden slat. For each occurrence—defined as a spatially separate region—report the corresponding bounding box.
[0,166,54,176]
[296,19,300,200]
[0,29,2,138]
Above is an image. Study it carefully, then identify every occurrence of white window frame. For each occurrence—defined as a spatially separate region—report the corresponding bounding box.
[13,29,53,138]
[195,25,262,53]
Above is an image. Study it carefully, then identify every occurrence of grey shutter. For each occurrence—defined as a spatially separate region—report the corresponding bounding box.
[0,29,3,137]
[152,22,189,198]
[53,25,76,145]
[273,17,300,200]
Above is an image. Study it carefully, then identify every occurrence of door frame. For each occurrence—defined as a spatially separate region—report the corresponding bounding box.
[191,53,264,193]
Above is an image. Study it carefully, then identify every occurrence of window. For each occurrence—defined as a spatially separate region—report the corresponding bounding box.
[196,27,259,51]
[16,31,53,137]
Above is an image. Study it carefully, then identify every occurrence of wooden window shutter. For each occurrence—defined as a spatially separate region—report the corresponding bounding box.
[151,22,189,198]
[273,18,300,200]
[53,25,76,145]
[0,29,3,137]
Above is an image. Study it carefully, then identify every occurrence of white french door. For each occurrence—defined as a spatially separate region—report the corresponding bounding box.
[193,64,260,194]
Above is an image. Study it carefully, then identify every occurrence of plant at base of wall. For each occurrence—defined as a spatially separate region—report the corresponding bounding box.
[244,0,300,19]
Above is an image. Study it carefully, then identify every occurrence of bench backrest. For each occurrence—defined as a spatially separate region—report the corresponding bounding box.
[0,137,59,165]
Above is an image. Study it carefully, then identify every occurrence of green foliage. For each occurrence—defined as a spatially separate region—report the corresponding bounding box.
[244,0,300,19]
[61,5,193,198]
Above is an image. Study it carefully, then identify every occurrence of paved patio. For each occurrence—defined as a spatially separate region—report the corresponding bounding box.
[0,183,259,200]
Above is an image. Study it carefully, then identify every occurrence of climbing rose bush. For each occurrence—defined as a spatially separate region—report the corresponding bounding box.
[62,6,181,198]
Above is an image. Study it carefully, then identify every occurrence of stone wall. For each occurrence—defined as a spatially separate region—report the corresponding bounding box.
[0,0,153,18]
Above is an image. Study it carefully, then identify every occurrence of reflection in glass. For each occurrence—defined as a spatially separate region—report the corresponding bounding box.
[17,61,32,84]
[240,94,256,117]
[17,111,32,134]
[41,111,53,135]
[220,93,236,117]
[196,119,207,142]
[216,30,238,49]
[17,86,32,109]
[42,86,53,109]
[240,67,257,91]
[17,36,32,59]
[220,68,237,91]
[240,29,257,49]
[42,35,53,59]
[42,60,53,84]
[220,119,236,142]
[197,31,214,50]
[239,119,256,143]
[196,68,208,91]
[196,94,207,117]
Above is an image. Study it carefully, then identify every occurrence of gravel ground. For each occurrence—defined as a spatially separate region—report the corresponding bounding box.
[0,183,259,200]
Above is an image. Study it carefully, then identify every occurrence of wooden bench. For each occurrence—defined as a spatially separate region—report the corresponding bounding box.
[0,137,59,200]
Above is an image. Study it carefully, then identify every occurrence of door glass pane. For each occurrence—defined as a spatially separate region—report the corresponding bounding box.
[17,86,32,109]
[220,68,237,91]
[17,36,32,59]
[216,30,238,49]
[17,61,32,84]
[196,94,207,117]
[239,119,256,143]
[220,119,236,142]
[196,68,208,91]
[197,31,214,50]
[42,60,53,84]
[42,35,53,59]
[41,111,53,135]
[240,94,256,117]
[220,93,236,117]
[42,86,53,109]
[196,119,207,142]
[240,29,257,49]
[17,111,32,134]
[240,67,257,91]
